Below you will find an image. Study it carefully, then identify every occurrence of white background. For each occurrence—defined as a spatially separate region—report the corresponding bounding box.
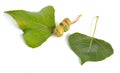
[0,0,120,73]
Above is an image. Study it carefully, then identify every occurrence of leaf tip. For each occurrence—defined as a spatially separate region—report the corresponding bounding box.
[4,11,7,13]
[80,59,87,65]
[4,10,12,14]
[4,11,10,14]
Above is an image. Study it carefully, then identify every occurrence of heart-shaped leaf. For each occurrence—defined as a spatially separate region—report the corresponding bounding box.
[5,6,55,48]
[68,32,113,65]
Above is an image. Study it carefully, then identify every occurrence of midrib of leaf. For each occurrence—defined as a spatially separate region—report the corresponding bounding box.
[88,16,99,52]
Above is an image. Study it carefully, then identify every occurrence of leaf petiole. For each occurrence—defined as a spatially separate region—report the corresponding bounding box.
[71,14,82,24]
[89,16,99,50]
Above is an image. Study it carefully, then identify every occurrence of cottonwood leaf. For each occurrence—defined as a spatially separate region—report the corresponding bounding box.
[5,6,55,48]
[68,32,113,65]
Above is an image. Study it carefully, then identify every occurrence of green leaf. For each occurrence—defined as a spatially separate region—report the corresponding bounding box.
[68,32,113,65]
[5,6,55,48]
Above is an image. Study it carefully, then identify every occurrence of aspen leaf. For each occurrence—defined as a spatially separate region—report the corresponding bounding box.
[68,33,113,65]
[5,6,55,48]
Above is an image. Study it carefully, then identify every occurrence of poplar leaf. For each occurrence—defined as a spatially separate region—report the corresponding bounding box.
[68,32,113,65]
[5,6,55,48]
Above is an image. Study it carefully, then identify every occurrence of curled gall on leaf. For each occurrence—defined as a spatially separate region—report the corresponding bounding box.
[54,25,64,37]
[54,14,82,37]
